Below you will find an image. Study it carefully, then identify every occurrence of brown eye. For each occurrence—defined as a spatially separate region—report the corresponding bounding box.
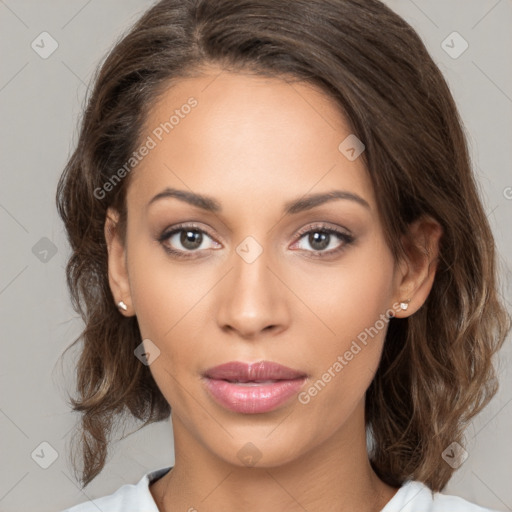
[292,223,354,257]
[158,223,221,258]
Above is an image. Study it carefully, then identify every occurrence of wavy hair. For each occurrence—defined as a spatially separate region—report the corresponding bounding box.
[56,0,510,490]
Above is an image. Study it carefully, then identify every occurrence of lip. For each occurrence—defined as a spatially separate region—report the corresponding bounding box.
[202,361,307,414]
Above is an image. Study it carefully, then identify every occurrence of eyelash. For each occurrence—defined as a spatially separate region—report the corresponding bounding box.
[157,222,355,260]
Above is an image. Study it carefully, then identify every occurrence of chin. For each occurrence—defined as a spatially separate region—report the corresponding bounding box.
[205,427,313,470]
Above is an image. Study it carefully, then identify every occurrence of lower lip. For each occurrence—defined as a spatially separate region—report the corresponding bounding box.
[204,378,306,414]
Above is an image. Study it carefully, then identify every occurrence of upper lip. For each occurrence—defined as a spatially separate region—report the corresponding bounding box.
[203,361,307,382]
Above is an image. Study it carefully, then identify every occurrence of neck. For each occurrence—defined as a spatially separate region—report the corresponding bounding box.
[151,402,398,512]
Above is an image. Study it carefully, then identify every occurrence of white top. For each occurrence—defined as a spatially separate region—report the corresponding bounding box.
[61,466,501,512]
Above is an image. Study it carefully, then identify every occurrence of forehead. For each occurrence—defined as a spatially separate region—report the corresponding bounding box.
[127,68,375,214]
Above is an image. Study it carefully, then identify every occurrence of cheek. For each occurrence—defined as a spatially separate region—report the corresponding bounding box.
[128,255,209,408]
[298,236,395,350]
[297,240,395,404]
[127,234,210,339]
[125,242,214,402]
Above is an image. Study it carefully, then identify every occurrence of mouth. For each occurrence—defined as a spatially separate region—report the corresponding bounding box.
[202,361,308,414]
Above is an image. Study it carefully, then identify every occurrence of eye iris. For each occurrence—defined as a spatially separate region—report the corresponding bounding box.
[309,231,329,251]
[181,229,202,250]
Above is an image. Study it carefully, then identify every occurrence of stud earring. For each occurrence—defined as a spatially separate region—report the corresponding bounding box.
[117,300,128,311]
[399,299,411,311]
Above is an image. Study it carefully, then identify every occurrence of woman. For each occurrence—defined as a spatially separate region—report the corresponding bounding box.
[57,0,510,510]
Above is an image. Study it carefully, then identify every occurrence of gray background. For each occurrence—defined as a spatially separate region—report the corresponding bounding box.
[0,1,511,511]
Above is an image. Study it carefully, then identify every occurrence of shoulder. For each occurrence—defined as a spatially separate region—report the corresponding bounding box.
[59,467,172,512]
[381,480,501,512]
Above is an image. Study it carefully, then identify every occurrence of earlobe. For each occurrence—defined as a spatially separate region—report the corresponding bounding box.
[105,208,133,316]
[393,216,443,318]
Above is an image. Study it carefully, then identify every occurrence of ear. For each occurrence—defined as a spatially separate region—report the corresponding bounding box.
[105,207,134,316]
[392,215,443,318]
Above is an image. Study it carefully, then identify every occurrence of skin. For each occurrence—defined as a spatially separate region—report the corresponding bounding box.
[105,65,442,512]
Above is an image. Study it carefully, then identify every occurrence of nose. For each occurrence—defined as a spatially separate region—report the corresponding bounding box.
[215,245,290,340]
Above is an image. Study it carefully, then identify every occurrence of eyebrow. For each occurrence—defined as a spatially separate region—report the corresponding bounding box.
[147,187,370,215]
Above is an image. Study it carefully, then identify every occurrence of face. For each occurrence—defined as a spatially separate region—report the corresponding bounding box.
[107,66,415,468]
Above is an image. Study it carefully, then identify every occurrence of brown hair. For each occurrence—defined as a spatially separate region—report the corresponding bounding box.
[56,0,510,491]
